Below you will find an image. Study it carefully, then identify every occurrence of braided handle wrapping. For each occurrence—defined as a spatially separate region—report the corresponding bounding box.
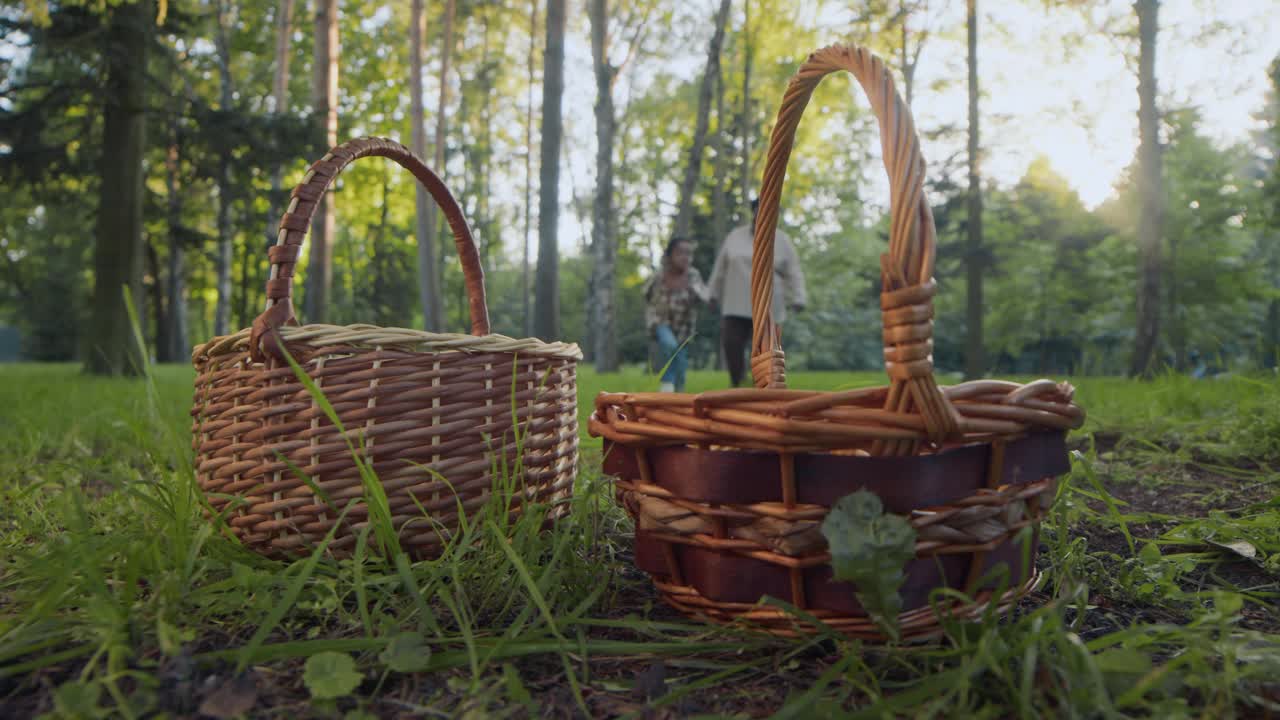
[751,45,958,453]
[250,137,489,361]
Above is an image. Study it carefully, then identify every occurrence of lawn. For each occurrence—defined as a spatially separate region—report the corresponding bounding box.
[1,363,1279,718]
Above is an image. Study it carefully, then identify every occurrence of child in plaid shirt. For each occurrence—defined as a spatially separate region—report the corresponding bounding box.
[644,237,709,392]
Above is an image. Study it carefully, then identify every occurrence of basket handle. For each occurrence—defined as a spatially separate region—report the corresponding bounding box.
[250,136,490,361]
[751,45,957,446]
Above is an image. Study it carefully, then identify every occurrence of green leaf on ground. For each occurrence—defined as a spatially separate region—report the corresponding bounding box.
[53,681,104,719]
[379,632,432,673]
[303,651,364,700]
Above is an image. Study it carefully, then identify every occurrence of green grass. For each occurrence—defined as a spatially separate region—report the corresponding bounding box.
[1,362,1279,717]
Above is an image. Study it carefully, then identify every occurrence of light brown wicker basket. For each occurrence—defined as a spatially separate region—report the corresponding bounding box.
[191,137,580,560]
[590,45,1085,640]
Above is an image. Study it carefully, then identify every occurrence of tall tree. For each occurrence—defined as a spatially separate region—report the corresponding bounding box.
[896,0,928,107]
[851,2,930,108]
[1129,0,1162,377]
[270,0,294,119]
[524,0,538,338]
[583,0,651,368]
[587,0,618,370]
[266,0,294,270]
[162,124,188,363]
[534,0,565,340]
[477,6,495,265]
[963,0,984,379]
[146,238,164,356]
[212,0,236,336]
[410,0,443,331]
[432,0,455,330]
[737,0,753,214]
[153,39,190,364]
[305,0,339,323]
[1262,57,1280,369]
[672,0,732,239]
[85,0,150,375]
[709,60,729,248]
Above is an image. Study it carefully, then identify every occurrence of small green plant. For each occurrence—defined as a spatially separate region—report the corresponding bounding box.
[379,632,432,673]
[52,680,107,719]
[303,651,364,700]
[820,490,917,641]
[1109,541,1199,603]
[1160,506,1280,572]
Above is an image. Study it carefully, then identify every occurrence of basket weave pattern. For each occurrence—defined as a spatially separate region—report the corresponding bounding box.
[590,46,1084,639]
[192,138,580,559]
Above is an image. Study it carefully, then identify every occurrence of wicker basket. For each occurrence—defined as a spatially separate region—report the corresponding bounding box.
[589,46,1085,640]
[191,137,580,560]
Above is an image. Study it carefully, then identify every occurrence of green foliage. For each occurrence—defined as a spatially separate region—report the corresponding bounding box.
[52,680,105,719]
[303,651,363,700]
[1161,505,1280,574]
[0,186,90,360]
[820,490,917,641]
[379,632,432,673]
[1111,541,1200,603]
[4,0,1280,710]
[2,0,1276,374]
[1,365,1279,715]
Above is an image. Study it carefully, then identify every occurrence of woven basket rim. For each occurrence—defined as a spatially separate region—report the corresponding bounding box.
[590,378,1084,452]
[193,323,583,363]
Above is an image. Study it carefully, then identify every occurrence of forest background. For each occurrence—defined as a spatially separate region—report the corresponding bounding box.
[3,0,1280,382]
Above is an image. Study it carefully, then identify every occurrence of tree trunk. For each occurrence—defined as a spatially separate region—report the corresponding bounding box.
[450,58,468,331]
[306,0,339,323]
[86,0,148,375]
[436,0,456,329]
[1169,229,1183,370]
[898,1,917,107]
[410,0,444,331]
[266,0,294,293]
[900,7,911,106]
[213,0,236,338]
[710,60,729,249]
[164,163,188,362]
[738,0,753,217]
[1129,0,1162,378]
[1267,239,1280,368]
[147,239,165,361]
[587,0,618,371]
[720,0,753,372]
[1267,275,1280,369]
[535,0,565,340]
[524,0,538,338]
[481,8,494,265]
[1264,61,1280,370]
[713,52,728,373]
[963,0,985,380]
[160,98,188,362]
[672,0,732,239]
[371,168,393,324]
[236,224,253,328]
[271,0,293,113]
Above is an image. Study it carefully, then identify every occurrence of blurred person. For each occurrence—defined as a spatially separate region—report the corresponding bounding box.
[708,199,807,387]
[644,236,708,392]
